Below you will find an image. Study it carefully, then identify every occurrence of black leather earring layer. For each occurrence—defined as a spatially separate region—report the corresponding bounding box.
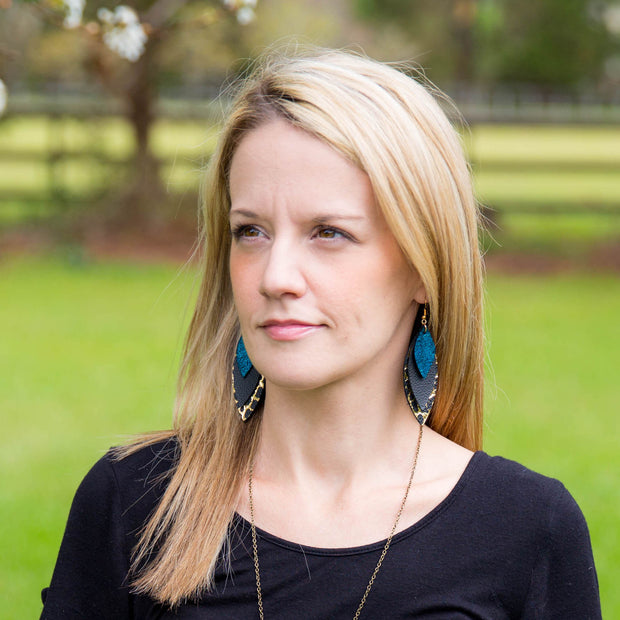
[232,337,265,422]
[404,303,438,425]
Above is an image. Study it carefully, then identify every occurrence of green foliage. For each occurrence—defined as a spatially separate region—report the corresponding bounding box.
[0,259,617,617]
[355,0,616,88]
[356,0,473,81]
[24,27,89,84]
[475,0,613,88]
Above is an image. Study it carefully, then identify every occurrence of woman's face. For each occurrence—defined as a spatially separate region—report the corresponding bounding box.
[229,119,426,392]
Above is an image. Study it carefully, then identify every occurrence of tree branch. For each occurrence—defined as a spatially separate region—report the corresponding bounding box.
[143,0,189,29]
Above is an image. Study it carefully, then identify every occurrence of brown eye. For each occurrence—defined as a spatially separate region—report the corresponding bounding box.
[315,227,344,239]
[233,225,262,239]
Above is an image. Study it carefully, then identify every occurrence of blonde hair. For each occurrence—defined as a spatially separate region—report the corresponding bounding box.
[128,49,485,605]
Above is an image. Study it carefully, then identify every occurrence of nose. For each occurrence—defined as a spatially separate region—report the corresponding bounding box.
[259,239,307,299]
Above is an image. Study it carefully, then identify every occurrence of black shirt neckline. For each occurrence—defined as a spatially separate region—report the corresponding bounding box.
[233,450,486,557]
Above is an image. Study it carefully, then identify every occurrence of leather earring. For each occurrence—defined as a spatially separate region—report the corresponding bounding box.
[403,304,438,425]
[232,336,265,422]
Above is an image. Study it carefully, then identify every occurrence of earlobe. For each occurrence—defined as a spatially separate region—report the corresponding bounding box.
[406,265,427,306]
[412,283,427,306]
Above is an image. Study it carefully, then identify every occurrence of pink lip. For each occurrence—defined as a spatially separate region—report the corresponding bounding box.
[261,320,323,341]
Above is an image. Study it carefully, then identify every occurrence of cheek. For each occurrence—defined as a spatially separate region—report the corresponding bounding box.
[319,261,384,332]
[352,254,412,302]
[229,252,259,318]
[353,259,417,327]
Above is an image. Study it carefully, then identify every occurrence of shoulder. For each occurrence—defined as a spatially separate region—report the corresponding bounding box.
[103,436,180,488]
[464,452,589,542]
[471,452,574,503]
[41,438,180,617]
[84,436,179,491]
[420,431,588,538]
[465,455,601,617]
[79,436,180,533]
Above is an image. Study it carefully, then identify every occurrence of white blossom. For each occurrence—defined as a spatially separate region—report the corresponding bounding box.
[63,0,85,29]
[97,7,113,22]
[97,5,147,62]
[222,0,258,24]
[604,5,620,35]
[0,79,7,117]
[236,6,255,24]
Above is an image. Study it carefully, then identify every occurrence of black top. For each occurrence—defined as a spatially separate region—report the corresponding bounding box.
[40,439,601,619]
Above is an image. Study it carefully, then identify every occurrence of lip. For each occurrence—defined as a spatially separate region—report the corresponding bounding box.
[260,320,324,341]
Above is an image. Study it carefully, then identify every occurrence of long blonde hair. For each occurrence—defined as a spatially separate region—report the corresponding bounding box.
[128,49,485,605]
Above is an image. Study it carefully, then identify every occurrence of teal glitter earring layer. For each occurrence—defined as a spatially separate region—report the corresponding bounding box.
[232,337,265,421]
[236,338,253,377]
[404,304,438,425]
[414,329,436,379]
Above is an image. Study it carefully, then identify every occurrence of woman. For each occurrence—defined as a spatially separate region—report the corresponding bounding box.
[41,50,600,619]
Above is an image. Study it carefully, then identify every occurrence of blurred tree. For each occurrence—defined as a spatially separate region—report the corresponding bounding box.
[475,0,616,91]
[355,0,617,90]
[355,0,479,82]
[2,0,258,227]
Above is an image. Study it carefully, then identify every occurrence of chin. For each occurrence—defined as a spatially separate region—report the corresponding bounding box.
[257,361,332,391]
[262,360,359,394]
[263,373,325,392]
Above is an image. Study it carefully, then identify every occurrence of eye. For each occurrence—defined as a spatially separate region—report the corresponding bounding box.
[232,224,263,239]
[314,226,347,240]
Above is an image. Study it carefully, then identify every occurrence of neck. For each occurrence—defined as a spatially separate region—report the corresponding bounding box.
[255,372,419,488]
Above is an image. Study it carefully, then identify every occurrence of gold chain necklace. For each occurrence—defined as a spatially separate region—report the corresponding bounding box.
[248,424,423,620]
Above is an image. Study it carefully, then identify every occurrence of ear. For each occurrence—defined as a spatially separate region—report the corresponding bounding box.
[412,279,427,306]
[405,262,427,305]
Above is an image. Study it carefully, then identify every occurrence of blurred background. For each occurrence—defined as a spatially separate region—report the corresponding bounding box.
[1,0,619,617]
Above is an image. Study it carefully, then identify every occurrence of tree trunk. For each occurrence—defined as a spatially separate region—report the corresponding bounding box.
[452,0,477,82]
[120,37,167,228]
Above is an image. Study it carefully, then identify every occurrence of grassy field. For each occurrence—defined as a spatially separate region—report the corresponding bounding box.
[0,257,618,618]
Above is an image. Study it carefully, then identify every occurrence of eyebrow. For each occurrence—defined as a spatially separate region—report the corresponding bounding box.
[229,209,258,218]
[311,215,365,224]
[228,209,365,223]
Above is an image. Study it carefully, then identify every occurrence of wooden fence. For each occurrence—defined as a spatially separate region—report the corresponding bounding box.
[1,93,619,225]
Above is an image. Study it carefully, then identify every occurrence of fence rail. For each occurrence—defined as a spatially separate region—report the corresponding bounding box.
[6,89,620,124]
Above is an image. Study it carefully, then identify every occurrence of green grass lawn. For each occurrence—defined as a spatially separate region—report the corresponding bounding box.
[0,257,618,618]
[466,124,620,164]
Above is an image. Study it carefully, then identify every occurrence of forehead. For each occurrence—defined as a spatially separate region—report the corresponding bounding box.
[229,120,378,222]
